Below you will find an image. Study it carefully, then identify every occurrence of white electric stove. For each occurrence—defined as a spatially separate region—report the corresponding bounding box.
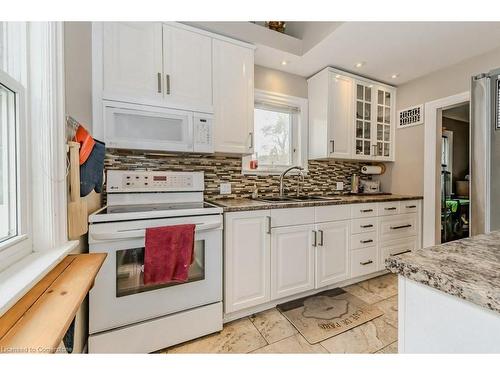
[88,170,223,353]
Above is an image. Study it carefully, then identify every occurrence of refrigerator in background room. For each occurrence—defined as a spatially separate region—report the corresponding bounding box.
[470,68,500,235]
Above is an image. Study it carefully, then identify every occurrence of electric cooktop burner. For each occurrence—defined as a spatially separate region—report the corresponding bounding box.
[98,202,217,215]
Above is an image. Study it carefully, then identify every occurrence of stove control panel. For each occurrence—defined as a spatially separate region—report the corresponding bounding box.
[106,171,204,192]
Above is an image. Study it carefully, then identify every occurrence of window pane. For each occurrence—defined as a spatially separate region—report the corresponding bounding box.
[254,108,292,167]
[0,82,17,243]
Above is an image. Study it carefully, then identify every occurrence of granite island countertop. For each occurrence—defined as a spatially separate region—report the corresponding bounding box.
[208,194,422,212]
[386,231,500,314]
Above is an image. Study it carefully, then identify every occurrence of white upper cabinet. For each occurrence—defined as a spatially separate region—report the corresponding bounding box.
[308,67,396,162]
[99,22,213,113]
[162,24,212,111]
[102,22,163,101]
[212,39,255,154]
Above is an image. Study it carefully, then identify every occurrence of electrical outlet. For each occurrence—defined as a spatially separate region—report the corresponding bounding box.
[220,182,232,195]
[335,182,344,191]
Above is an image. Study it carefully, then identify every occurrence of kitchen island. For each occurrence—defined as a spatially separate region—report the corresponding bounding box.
[386,231,500,353]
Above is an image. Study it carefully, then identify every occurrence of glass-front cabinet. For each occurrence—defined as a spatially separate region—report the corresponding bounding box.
[307,67,396,162]
[353,80,395,161]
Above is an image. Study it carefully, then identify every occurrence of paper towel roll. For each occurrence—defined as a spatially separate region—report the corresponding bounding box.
[361,165,383,175]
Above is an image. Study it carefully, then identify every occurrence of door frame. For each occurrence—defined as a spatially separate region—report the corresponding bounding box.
[423,91,469,247]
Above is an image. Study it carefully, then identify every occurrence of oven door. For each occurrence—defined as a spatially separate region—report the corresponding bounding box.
[88,214,222,334]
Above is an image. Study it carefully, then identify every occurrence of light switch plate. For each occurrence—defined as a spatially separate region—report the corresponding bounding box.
[335,182,344,191]
[220,182,232,195]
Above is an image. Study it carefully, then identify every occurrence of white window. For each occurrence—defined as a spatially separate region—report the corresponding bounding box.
[0,32,30,269]
[243,90,308,174]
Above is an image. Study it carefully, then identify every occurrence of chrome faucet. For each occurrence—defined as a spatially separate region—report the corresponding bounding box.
[279,166,305,197]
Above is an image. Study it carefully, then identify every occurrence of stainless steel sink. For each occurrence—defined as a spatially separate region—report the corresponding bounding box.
[255,195,342,203]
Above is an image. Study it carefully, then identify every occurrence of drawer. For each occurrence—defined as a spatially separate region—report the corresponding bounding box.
[351,231,377,250]
[351,217,377,234]
[350,246,378,278]
[379,214,418,241]
[378,201,400,216]
[350,203,378,219]
[400,200,419,214]
[379,236,418,271]
[271,207,315,227]
[315,204,350,223]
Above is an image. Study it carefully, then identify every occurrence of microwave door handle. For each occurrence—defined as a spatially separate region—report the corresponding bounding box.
[91,222,221,241]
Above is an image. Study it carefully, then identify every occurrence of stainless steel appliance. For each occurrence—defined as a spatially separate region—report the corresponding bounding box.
[88,171,223,353]
[470,69,500,235]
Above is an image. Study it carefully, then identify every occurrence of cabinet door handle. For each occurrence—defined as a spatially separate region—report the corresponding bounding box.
[360,260,373,266]
[390,249,411,256]
[157,72,162,93]
[360,239,373,244]
[249,132,254,149]
[330,140,335,153]
[266,216,271,234]
[166,74,171,95]
[385,207,397,211]
[312,230,317,247]
[360,224,373,228]
[360,209,374,213]
[406,205,417,209]
[390,224,412,230]
[318,230,324,246]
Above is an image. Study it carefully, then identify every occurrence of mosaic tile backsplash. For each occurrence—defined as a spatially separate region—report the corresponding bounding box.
[104,149,371,200]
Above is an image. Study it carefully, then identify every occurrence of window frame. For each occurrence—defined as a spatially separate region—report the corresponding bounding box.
[243,90,308,175]
[0,68,31,270]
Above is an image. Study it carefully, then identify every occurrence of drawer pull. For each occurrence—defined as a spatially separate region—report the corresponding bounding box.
[406,205,417,209]
[385,207,397,211]
[360,224,373,228]
[390,249,412,256]
[390,224,412,230]
[360,209,374,213]
[360,260,373,266]
[360,239,373,244]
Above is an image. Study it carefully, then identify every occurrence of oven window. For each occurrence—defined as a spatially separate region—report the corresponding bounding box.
[116,240,205,297]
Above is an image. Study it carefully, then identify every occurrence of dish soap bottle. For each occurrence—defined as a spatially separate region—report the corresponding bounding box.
[251,184,259,199]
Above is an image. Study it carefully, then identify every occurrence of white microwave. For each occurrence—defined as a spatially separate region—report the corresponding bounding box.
[103,101,213,153]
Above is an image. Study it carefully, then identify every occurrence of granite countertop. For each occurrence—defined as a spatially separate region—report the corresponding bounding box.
[386,231,500,313]
[208,194,422,212]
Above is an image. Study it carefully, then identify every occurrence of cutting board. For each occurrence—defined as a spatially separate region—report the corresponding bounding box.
[68,141,88,240]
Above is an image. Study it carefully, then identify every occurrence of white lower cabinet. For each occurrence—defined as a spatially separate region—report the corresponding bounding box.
[271,224,315,300]
[378,236,418,271]
[315,221,350,288]
[224,210,271,314]
[223,200,422,316]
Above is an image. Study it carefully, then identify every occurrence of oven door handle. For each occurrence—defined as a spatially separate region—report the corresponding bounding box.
[91,222,221,241]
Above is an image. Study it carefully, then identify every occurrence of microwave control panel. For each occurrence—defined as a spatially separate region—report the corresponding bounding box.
[106,170,204,192]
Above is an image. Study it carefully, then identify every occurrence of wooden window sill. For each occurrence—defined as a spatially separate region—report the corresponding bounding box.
[0,253,106,354]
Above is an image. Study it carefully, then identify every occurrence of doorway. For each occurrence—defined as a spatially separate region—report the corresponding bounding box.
[440,103,470,243]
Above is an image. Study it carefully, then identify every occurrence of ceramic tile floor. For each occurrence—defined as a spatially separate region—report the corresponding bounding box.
[162,273,398,354]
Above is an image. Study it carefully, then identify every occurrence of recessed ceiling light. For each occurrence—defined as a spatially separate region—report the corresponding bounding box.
[355,62,365,68]
[281,60,288,66]
[391,73,399,79]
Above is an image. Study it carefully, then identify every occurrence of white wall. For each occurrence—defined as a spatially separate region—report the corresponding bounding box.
[381,46,500,195]
[254,65,307,98]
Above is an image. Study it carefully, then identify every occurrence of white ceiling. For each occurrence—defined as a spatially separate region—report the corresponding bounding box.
[190,22,500,85]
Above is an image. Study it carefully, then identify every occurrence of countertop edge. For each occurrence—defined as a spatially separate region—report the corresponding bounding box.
[209,195,423,212]
[385,256,499,314]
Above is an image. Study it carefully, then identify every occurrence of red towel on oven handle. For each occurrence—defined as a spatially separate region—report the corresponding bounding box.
[143,224,196,286]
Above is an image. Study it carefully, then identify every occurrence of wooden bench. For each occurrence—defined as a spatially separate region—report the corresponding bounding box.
[0,253,106,354]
